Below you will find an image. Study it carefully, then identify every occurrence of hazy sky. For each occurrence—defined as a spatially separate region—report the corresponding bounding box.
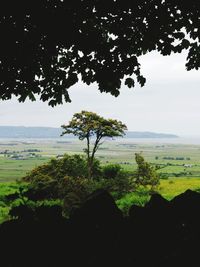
[1,51,200,136]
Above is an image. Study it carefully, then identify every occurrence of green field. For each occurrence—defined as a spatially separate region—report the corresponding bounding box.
[0,139,200,182]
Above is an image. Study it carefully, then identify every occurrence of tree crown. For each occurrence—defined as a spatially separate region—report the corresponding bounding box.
[61,110,127,140]
[0,1,200,105]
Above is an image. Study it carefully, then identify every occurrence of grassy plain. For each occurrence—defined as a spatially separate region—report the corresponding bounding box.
[1,138,200,181]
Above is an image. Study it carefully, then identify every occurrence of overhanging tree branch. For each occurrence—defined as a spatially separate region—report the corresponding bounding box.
[0,1,200,105]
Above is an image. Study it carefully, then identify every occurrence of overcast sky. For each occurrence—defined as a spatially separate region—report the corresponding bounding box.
[1,51,200,136]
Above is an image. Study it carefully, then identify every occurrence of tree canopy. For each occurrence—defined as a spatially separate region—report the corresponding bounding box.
[1,0,200,106]
[61,110,127,178]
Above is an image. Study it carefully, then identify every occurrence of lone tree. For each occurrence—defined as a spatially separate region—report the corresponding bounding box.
[61,111,127,179]
[134,153,160,190]
[0,1,200,105]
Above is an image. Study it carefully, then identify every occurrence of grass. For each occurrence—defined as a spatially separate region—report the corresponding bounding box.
[0,157,49,182]
[1,139,200,182]
[116,177,200,214]
[158,177,200,200]
[116,189,150,214]
[0,182,22,223]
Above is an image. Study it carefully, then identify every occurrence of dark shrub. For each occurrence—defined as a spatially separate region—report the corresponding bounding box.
[103,164,121,179]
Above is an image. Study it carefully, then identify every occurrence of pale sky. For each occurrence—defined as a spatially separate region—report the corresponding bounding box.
[1,51,200,136]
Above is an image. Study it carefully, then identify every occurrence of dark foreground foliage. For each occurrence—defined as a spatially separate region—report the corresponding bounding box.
[0,189,200,267]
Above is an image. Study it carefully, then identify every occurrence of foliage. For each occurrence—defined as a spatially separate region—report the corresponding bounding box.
[116,187,150,215]
[11,153,160,216]
[61,111,127,178]
[61,176,98,215]
[1,1,200,105]
[20,155,134,214]
[23,154,91,182]
[103,164,122,179]
[101,163,133,198]
[0,182,29,223]
[2,144,200,221]
[24,179,59,201]
[2,182,63,221]
[134,153,160,189]
[110,171,133,198]
[20,154,103,214]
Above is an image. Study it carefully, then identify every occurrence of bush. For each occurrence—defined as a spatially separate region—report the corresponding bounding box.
[23,154,88,182]
[20,155,103,216]
[60,176,105,216]
[134,153,160,189]
[23,154,102,183]
[103,164,121,179]
[18,154,160,216]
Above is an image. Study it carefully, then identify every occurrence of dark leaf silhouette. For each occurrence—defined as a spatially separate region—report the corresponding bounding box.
[0,1,200,105]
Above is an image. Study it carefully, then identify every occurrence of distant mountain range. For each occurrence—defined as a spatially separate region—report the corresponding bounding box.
[0,126,178,139]
[125,131,178,138]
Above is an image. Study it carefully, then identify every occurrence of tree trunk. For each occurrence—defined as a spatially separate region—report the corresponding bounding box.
[86,136,92,179]
[87,157,93,179]
[86,134,101,179]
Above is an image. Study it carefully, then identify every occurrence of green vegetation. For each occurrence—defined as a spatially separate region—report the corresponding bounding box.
[0,153,156,221]
[0,182,27,223]
[61,110,127,179]
[20,154,132,215]
[1,139,200,222]
[134,153,160,189]
[117,177,200,214]
[0,157,48,182]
